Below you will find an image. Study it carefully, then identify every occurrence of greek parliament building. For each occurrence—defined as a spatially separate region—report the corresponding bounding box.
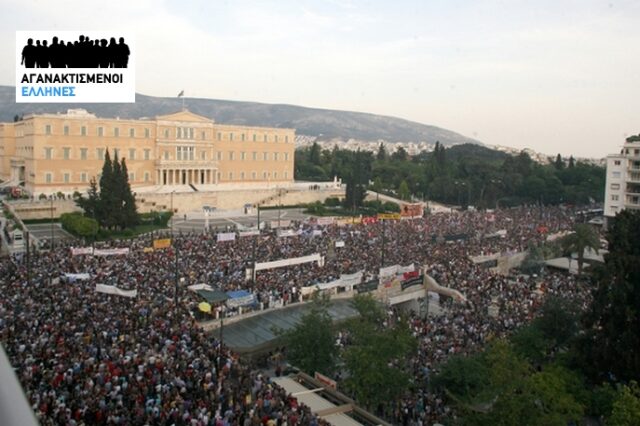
[0,109,295,196]
[604,135,640,220]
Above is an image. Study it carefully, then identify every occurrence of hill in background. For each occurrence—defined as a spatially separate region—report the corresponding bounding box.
[0,85,478,147]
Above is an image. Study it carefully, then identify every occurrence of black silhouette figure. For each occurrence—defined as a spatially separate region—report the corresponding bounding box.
[21,38,36,68]
[21,35,131,68]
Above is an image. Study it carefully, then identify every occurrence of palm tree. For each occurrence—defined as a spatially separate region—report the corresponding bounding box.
[562,224,600,275]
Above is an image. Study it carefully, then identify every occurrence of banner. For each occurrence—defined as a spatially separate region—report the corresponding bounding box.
[253,253,323,272]
[362,216,377,225]
[316,279,342,290]
[377,213,401,220]
[270,220,291,229]
[71,247,93,256]
[400,203,423,218]
[403,270,419,280]
[340,271,363,288]
[278,229,301,238]
[95,284,137,298]
[316,217,335,226]
[397,264,415,274]
[356,279,379,294]
[94,248,129,256]
[312,230,323,237]
[335,241,345,248]
[143,247,154,253]
[239,230,260,237]
[379,265,399,279]
[401,275,424,291]
[153,238,171,249]
[64,273,90,281]
[217,232,236,242]
[225,290,255,308]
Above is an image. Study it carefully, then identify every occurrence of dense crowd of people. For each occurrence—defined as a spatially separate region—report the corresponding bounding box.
[0,204,596,425]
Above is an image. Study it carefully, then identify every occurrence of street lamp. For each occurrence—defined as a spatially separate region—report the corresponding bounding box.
[50,197,54,250]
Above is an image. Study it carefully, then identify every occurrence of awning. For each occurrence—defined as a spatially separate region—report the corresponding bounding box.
[196,289,229,304]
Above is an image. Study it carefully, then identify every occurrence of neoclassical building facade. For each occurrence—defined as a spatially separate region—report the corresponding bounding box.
[0,109,295,195]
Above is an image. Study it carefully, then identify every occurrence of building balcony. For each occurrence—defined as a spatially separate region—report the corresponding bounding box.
[628,172,640,183]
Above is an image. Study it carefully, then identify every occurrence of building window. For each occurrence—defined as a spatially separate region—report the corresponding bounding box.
[612,195,619,201]
[45,124,52,135]
[285,135,289,143]
[241,172,245,180]
[614,160,621,166]
[129,128,135,137]
[252,171,257,180]
[274,152,279,161]
[129,172,135,181]
[263,171,268,180]
[64,125,69,135]
[275,135,278,143]
[252,151,257,160]
[241,133,245,142]
[217,132,221,140]
[612,172,621,179]
[274,171,278,179]
[201,151,206,160]
[46,172,52,183]
[63,173,70,183]
[81,126,87,136]
[44,147,52,159]
[263,152,268,161]
[201,131,205,140]
[229,151,235,161]
[63,147,70,160]
[80,148,88,160]
[241,151,246,160]
[284,171,288,179]
[81,172,87,183]
[98,127,104,137]
[164,129,169,138]
[284,153,289,161]
[144,149,150,160]
[129,148,136,160]
[144,171,150,182]
[264,134,268,142]
[636,149,640,155]
[229,172,234,180]
[611,183,620,190]
[114,128,120,137]
[164,151,169,160]
[217,151,222,161]
[145,128,150,138]
[253,134,257,142]
[97,148,105,160]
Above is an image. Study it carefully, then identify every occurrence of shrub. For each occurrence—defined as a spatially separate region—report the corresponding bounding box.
[139,211,173,227]
[324,197,341,207]
[60,212,99,238]
[38,193,47,200]
[382,201,400,213]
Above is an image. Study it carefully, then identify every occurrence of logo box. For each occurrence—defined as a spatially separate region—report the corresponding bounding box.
[16,31,135,103]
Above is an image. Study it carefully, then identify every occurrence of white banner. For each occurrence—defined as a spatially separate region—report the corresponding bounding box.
[270,220,291,229]
[239,230,259,237]
[379,265,399,279]
[71,247,93,256]
[187,283,213,292]
[335,241,345,248]
[217,232,236,242]
[397,264,415,274]
[300,285,318,296]
[278,229,302,238]
[64,273,91,281]
[312,230,323,237]
[340,271,363,288]
[94,248,129,256]
[316,279,342,290]
[95,284,137,298]
[254,253,323,272]
[316,217,335,226]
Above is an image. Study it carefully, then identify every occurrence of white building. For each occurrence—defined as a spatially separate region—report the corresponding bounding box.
[604,137,640,219]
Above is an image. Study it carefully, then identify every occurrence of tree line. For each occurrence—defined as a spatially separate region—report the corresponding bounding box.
[295,142,605,208]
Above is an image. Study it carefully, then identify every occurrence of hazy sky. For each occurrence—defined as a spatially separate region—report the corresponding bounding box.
[1,0,639,158]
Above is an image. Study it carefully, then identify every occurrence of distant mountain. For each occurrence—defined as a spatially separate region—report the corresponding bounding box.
[0,85,479,146]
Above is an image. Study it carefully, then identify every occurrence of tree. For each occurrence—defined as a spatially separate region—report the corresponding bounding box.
[561,223,599,275]
[75,177,100,219]
[554,154,564,170]
[609,381,640,425]
[577,210,640,383]
[391,146,408,162]
[341,295,416,412]
[98,149,115,228]
[278,293,337,375]
[376,143,387,161]
[309,142,321,165]
[568,155,576,168]
[120,158,138,228]
[398,180,411,201]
